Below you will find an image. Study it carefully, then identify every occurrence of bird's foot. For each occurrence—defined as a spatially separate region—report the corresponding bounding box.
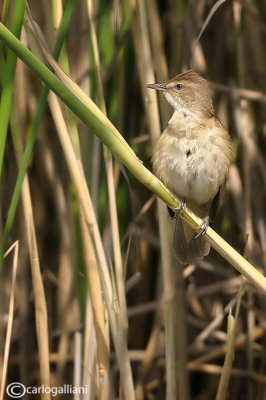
[167,197,186,218]
[194,215,209,239]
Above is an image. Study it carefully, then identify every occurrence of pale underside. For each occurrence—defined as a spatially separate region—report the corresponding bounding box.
[152,109,231,207]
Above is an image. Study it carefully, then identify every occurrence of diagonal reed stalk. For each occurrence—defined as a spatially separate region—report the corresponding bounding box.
[0,20,265,296]
[1,2,265,399]
[0,0,24,176]
[0,0,76,265]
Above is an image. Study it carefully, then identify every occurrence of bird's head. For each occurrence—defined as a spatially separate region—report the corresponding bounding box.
[146,70,214,118]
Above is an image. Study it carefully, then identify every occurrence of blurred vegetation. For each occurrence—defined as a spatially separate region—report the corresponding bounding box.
[0,0,266,399]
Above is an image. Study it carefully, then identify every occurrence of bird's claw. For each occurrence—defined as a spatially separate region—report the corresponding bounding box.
[168,197,186,218]
[194,216,209,239]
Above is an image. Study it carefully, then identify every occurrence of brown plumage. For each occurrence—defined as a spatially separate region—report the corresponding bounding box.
[147,71,232,264]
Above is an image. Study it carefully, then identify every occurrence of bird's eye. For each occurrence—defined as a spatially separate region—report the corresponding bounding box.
[176,84,183,90]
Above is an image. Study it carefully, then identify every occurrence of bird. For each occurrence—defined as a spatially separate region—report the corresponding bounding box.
[147,70,232,264]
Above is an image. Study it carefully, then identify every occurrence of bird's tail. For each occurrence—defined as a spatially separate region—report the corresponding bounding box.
[173,218,210,265]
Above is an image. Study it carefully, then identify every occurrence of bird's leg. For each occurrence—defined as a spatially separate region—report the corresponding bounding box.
[194,206,209,239]
[167,197,186,218]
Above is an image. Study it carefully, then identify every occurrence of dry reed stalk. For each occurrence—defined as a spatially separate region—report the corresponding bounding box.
[228,164,245,233]
[73,331,82,400]
[0,242,19,400]
[246,290,256,397]
[46,89,135,398]
[210,81,266,104]
[51,0,63,29]
[20,167,51,400]
[146,0,170,125]
[37,27,108,390]
[188,363,266,383]
[86,1,135,395]
[129,0,160,138]
[84,0,103,215]
[46,88,111,394]
[105,153,128,322]
[135,307,163,399]
[44,90,112,297]
[82,296,97,399]
[232,6,259,396]
[168,0,185,74]
[185,1,207,72]
[196,0,227,45]
[129,0,176,397]
[127,300,160,318]
[11,72,51,397]
[129,0,190,398]
[216,287,243,399]
[80,213,111,398]
[143,363,266,393]
[241,2,266,269]
[188,324,265,368]
[52,26,111,394]
[37,131,80,384]
[191,295,239,348]
[191,275,244,298]
[234,5,266,398]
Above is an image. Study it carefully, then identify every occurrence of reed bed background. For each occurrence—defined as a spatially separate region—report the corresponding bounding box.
[0,0,266,399]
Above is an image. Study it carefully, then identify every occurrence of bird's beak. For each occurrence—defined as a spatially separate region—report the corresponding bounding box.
[146,83,168,91]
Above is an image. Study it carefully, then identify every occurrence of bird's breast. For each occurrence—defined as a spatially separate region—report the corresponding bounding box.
[151,123,231,205]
